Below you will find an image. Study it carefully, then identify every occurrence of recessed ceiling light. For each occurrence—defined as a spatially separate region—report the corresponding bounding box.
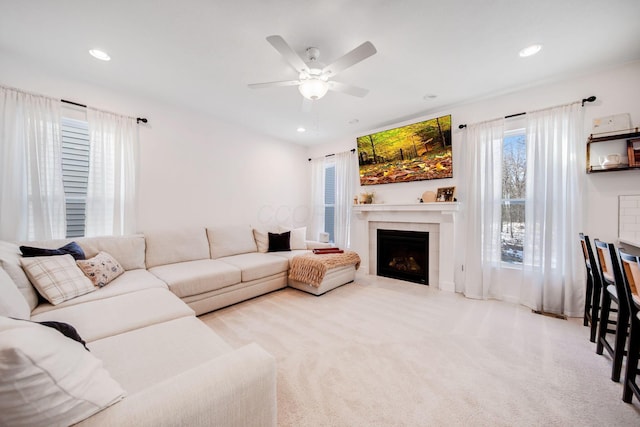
[519,44,542,58]
[89,49,111,61]
[296,127,306,133]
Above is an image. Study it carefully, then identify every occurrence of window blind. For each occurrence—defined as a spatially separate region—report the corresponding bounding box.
[324,165,336,243]
[61,117,90,238]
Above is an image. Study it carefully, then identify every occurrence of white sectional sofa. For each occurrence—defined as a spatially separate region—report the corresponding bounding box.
[0,225,354,426]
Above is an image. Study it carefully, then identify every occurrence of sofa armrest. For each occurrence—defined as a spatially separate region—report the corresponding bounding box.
[305,240,332,250]
[77,343,276,427]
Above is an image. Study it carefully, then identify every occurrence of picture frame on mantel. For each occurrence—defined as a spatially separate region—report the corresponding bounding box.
[436,186,456,202]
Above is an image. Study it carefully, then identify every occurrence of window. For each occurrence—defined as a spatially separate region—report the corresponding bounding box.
[324,163,336,243]
[501,130,526,264]
[60,117,90,238]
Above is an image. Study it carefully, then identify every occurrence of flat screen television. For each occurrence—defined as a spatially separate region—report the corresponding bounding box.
[356,114,452,185]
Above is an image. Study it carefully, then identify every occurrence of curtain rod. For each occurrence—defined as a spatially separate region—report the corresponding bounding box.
[308,148,355,162]
[62,99,148,124]
[457,96,596,129]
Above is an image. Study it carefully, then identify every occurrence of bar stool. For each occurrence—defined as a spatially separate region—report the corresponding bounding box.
[579,233,602,342]
[594,240,627,381]
[619,249,640,404]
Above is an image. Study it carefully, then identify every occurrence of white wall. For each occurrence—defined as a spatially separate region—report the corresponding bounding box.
[0,52,310,233]
[310,60,640,290]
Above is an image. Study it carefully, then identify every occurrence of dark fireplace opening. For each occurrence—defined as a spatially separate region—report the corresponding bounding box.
[377,229,429,285]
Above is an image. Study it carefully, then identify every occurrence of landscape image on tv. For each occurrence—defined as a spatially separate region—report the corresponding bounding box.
[357,114,452,185]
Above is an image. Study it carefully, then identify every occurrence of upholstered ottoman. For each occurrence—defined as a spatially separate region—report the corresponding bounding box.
[287,251,360,296]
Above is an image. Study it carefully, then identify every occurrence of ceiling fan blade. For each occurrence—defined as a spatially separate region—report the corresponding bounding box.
[328,81,369,97]
[322,41,376,78]
[266,35,310,74]
[248,80,301,89]
[301,97,312,113]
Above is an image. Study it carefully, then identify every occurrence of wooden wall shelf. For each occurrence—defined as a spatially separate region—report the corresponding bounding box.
[586,130,640,174]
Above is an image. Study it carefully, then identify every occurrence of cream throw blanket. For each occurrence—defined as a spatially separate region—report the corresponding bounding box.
[289,251,361,287]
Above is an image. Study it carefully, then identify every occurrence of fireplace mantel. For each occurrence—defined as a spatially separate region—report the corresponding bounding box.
[353,202,459,218]
[352,202,459,292]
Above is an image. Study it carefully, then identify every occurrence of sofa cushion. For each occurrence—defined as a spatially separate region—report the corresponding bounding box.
[0,267,30,319]
[149,259,241,298]
[219,253,289,282]
[268,249,312,267]
[77,252,125,287]
[0,316,125,427]
[31,269,168,316]
[88,316,233,395]
[20,241,86,260]
[207,225,257,259]
[21,254,96,305]
[77,235,146,271]
[30,288,194,342]
[145,228,210,268]
[0,241,39,311]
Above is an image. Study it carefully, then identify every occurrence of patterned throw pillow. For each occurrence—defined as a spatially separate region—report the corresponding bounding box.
[76,252,124,287]
[20,254,96,305]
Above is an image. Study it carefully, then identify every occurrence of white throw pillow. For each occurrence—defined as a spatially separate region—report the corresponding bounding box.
[0,267,30,319]
[76,252,125,287]
[253,227,277,253]
[20,254,96,305]
[0,241,39,310]
[278,226,307,250]
[0,316,125,426]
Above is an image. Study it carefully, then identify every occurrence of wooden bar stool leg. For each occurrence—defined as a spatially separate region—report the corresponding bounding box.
[596,290,611,355]
[612,313,629,382]
[584,272,593,327]
[623,319,640,403]
[590,285,602,343]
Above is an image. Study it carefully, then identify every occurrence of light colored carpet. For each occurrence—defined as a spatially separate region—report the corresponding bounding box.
[200,274,640,426]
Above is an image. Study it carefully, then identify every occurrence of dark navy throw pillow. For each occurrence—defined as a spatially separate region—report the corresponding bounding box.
[268,231,291,252]
[11,318,90,351]
[20,241,86,261]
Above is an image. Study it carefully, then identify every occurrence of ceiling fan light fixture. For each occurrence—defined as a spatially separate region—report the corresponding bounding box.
[89,49,111,61]
[298,78,329,100]
[519,44,542,58]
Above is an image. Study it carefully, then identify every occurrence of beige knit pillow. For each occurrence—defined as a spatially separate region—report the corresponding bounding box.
[20,255,96,305]
[76,252,124,287]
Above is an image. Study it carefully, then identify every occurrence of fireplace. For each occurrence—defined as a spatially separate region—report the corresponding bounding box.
[377,229,429,285]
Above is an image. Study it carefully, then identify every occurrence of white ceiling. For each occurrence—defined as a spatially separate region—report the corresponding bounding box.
[1,0,639,145]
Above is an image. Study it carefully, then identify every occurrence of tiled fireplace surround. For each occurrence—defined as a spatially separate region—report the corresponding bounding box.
[353,203,459,292]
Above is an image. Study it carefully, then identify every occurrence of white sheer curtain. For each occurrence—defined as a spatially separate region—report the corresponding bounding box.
[0,86,65,241]
[308,157,326,242]
[521,103,584,316]
[333,151,356,248]
[85,108,138,236]
[461,118,505,299]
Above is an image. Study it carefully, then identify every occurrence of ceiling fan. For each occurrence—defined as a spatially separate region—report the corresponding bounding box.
[248,35,377,103]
